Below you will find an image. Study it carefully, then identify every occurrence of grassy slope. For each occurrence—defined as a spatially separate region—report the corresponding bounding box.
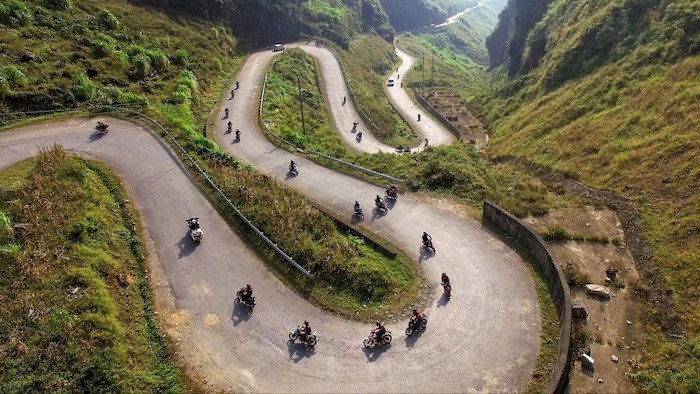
[476,0,700,391]
[0,146,187,392]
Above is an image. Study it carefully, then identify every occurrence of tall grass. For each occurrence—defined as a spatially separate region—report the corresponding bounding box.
[0,145,185,392]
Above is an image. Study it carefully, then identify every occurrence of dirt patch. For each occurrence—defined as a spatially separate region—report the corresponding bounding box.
[420,90,490,150]
[524,208,644,393]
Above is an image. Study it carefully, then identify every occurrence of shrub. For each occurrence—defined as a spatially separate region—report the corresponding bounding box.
[72,72,97,101]
[147,49,169,71]
[92,34,116,58]
[0,0,33,27]
[43,0,71,10]
[0,77,9,96]
[97,8,119,30]
[100,85,148,105]
[132,53,151,78]
[173,49,188,66]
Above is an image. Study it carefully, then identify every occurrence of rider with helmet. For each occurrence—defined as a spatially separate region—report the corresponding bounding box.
[289,160,297,173]
[240,284,253,302]
[373,321,386,341]
[422,232,432,244]
[375,195,384,208]
[410,308,422,328]
[441,272,450,287]
[354,201,361,213]
[299,320,311,341]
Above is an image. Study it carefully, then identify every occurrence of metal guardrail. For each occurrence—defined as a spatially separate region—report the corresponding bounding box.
[101,106,314,279]
[259,73,403,184]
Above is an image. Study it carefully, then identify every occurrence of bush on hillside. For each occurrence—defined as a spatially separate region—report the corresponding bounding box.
[72,72,96,101]
[97,9,120,30]
[0,0,33,27]
[44,0,71,10]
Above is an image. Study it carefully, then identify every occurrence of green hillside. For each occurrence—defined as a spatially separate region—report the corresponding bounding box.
[482,0,700,390]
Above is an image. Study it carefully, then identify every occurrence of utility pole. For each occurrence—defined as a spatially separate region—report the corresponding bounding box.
[298,77,306,135]
[422,53,425,86]
[431,52,435,86]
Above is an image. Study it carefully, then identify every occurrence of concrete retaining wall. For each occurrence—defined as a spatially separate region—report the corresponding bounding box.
[414,90,462,141]
[482,200,572,394]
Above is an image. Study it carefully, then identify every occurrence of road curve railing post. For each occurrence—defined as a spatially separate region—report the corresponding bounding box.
[100,106,314,279]
[259,73,403,184]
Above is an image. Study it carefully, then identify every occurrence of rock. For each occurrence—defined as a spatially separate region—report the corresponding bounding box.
[586,284,611,299]
[598,379,605,384]
[580,353,595,370]
[572,299,588,320]
[20,52,35,62]
[612,355,619,363]
[606,267,618,279]
[626,320,632,325]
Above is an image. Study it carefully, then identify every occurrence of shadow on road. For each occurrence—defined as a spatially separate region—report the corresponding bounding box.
[287,340,315,363]
[436,292,451,307]
[350,213,364,224]
[404,327,425,348]
[362,343,390,362]
[386,198,396,210]
[230,301,253,326]
[87,132,106,143]
[417,246,434,263]
[231,137,240,144]
[284,171,298,181]
[371,207,387,222]
[176,233,198,259]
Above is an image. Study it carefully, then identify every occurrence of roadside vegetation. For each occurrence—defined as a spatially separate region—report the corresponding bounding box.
[396,0,700,389]
[0,146,188,392]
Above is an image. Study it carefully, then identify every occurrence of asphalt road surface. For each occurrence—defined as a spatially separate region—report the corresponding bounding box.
[0,44,539,393]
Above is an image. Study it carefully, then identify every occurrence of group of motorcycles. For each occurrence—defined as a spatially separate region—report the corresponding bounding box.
[353,185,399,219]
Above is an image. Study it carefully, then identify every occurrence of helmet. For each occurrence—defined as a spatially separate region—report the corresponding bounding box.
[442,272,446,276]
[246,283,251,288]
[376,321,381,327]
[412,308,417,314]
[304,320,309,326]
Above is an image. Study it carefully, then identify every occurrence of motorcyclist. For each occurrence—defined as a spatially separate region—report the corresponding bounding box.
[289,160,297,173]
[227,121,232,132]
[236,80,240,90]
[224,107,229,118]
[422,232,432,245]
[235,129,241,139]
[342,96,346,105]
[230,89,235,98]
[441,272,450,286]
[240,283,253,302]
[373,321,386,342]
[386,185,398,197]
[357,131,362,140]
[354,201,362,213]
[410,308,422,328]
[299,320,311,341]
[375,195,385,208]
[187,217,200,230]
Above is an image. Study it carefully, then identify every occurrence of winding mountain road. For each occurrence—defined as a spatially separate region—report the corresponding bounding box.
[0,42,539,393]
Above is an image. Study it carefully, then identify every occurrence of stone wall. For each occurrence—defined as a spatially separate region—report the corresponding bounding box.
[482,200,572,394]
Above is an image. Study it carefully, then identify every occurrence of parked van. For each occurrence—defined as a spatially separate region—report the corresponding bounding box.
[272,43,285,52]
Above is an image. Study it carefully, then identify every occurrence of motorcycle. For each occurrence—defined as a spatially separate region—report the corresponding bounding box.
[442,282,452,299]
[375,199,388,214]
[224,108,229,119]
[356,132,362,142]
[405,315,428,336]
[386,187,398,200]
[227,122,232,133]
[187,217,203,242]
[289,162,299,176]
[363,328,392,348]
[235,129,241,141]
[94,122,109,134]
[354,206,364,219]
[236,289,256,310]
[289,327,318,348]
[422,238,435,254]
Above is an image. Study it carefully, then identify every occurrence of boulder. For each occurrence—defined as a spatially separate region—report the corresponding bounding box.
[572,299,588,320]
[586,284,611,299]
[20,52,36,62]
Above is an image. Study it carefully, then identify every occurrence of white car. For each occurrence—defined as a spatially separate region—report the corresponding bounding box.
[272,43,285,52]
[387,78,395,87]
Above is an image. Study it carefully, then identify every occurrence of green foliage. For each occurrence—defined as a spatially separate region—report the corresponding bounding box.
[132,53,151,78]
[173,48,188,66]
[97,8,120,30]
[0,0,33,27]
[100,85,148,106]
[92,33,116,58]
[72,71,96,101]
[0,65,27,86]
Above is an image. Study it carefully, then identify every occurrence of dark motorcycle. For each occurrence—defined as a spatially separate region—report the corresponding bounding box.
[236,289,256,310]
[289,162,299,176]
[422,238,435,254]
[386,187,398,200]
[405,315,428,336]
[235,129,241,141]
[363,328,392,348]
[94,122,109,134]
[356,132,362,142]
[354,206,364,219]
